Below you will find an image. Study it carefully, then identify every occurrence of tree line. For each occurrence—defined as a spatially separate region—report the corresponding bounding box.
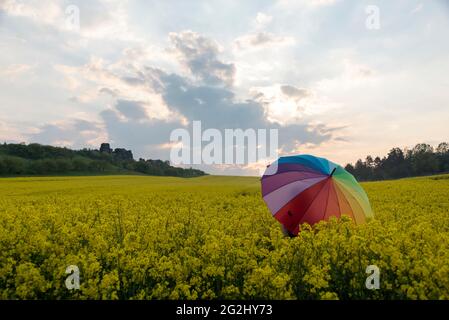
[2,141,448,180]
[0,143,206,178]
[345,142,449,181]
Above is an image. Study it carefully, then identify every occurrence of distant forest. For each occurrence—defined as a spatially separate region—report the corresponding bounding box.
[345,142,449,181]
[0,143,206,178]
[2,141,448,181]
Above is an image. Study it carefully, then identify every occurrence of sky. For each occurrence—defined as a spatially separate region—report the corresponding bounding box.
[0,0,448,175]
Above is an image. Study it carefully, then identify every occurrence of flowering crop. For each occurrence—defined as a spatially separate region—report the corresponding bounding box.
[0,175,448,299]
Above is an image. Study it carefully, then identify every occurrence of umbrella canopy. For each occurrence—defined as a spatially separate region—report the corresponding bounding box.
[261,154,373,235]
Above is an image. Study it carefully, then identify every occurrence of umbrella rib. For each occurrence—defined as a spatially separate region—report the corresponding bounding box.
[280,156,328,175]
[296,178,330,225]
[262,171,327,184]
[325,179,341,218]
[334,181,355,220]
[262,167,325,179]
[336,178,370,213]
[262,176,327,198]
[273,178,328,221]
[321,179,331,221]
[262,168,324,178]
[334,180,365,224]
[301,155,329,174]
[333,180,341,217]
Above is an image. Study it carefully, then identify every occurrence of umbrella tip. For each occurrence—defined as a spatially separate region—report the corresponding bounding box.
[330,167,336,177]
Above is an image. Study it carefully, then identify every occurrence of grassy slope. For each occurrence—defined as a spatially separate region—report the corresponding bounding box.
[0,175,259,196]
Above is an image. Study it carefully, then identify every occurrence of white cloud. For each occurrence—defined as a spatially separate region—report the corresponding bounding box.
[234,32,295,51]
[0,0,138,42]
[277,0,338,8]
[0,0,63,25]
[411,3,423,15]
[251,84,336,125]
[169,30,236,86]
[316,59,377,92]
[253,12,273,29]
[54,56,174,121]
[31,118,108,148]
[72,0,136,41]
[1,64,34,77]
[0,120,25,142]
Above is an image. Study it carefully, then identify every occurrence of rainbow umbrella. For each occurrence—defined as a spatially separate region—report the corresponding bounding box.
[261,154,373,236]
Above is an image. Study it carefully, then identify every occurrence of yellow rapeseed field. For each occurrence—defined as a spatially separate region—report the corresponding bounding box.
[0,174,448,299]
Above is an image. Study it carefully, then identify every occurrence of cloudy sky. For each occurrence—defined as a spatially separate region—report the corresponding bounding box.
[1,0,448,175]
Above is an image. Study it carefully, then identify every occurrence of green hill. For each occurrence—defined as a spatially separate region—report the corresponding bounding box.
[0,143,206,178]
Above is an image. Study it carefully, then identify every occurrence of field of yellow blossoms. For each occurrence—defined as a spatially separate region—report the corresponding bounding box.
[0,174,448,299]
